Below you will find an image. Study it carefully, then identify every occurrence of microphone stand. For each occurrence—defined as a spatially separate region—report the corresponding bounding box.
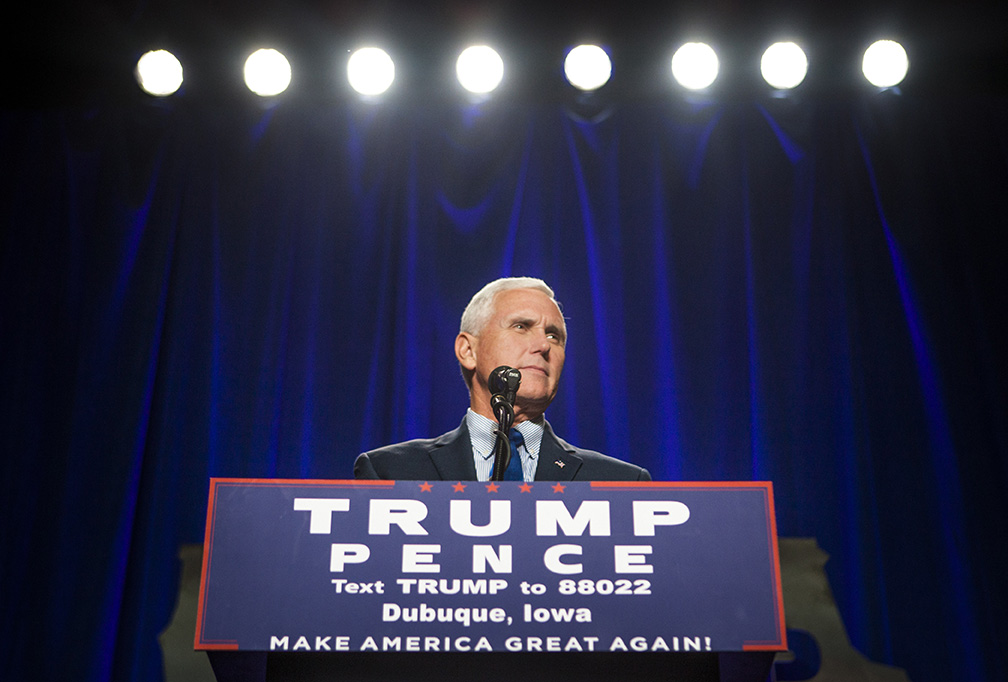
[490,394,515,482]
[488,366,521,482]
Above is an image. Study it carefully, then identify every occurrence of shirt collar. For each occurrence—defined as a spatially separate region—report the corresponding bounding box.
[466,408,545,461]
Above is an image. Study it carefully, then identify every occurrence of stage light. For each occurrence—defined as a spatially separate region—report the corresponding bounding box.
[243,48,292,97]
[347,47,395,96]
[760,42,807,89]
[862,40,909,87]
[135,50,183,96]
[456,45,504,94]
[671,42,719,91]
[564,44,612,91]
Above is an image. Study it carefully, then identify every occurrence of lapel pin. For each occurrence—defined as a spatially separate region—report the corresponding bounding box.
[555,460,565,468]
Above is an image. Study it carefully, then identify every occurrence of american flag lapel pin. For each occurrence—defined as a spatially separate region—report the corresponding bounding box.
[555,460,565,468]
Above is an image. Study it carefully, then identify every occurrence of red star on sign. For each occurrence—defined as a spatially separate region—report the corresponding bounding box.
[418,482,432,492]
[551,483,566,493]
[452,482,467,492]
[485,482,500,493]
[519,482,533,493]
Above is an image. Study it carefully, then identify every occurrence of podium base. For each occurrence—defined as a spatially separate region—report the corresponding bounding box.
[259,651,774,682]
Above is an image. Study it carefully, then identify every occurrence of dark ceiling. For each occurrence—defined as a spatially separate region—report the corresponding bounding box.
[7,1,1008,105]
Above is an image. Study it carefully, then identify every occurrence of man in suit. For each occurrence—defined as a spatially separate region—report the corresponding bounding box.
[354,277,651,482]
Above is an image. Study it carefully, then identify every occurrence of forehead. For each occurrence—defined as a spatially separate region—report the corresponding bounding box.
[492,288,564,323]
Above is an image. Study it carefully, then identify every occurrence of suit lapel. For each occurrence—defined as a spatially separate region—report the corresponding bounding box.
[428,420,479,481]
[427,417,582,482]
[534,421,582,481]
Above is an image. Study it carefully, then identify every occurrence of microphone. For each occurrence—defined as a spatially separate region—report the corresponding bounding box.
[489,366,521,406]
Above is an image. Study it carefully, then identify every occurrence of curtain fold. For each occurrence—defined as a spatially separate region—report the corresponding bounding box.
[1,93,1006,682]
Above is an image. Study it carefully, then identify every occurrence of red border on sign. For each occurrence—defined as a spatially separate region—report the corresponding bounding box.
[193,478,395,650]
[592,480,787,651]
[194,478,787,652]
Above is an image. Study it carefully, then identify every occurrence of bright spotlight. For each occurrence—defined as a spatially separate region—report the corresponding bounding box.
[243,48,292,97]
[347,47,395,96]
[862,40,909,87]
[671,42,719,91]
[564,44,612,91]
[456,45,504,94]
[135,50,183,96]
[761,42,808,89]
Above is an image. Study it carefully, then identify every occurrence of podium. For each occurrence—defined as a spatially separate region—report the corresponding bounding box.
[196,480,785,681]
[206,650,775,681]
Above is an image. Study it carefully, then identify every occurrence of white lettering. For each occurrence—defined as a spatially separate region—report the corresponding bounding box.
[614,545,654,574]
[395,578,506,594]
[450,499,511,536]
[293,498,350,534]
[369,499,429,535]
[523,604,592,622]
[472,544,512,573]
[505,637,599,652]
[402,544,441,573]
[632,501,689,536]
[330,543,370,572]
[383,603,507,628]
[543,543,583,574]
[536,500,610,536]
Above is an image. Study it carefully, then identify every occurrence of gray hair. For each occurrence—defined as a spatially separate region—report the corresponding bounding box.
[460,277,562,335]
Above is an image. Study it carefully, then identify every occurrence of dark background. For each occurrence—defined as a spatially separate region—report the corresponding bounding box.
[2,2,1006,681]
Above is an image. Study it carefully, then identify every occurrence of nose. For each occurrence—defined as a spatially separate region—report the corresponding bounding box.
[531,332,551,355]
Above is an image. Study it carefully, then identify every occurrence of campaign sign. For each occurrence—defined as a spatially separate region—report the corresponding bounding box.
[195,480,786,654]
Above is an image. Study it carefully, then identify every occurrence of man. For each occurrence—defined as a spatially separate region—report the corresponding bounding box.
[354,277,650,482]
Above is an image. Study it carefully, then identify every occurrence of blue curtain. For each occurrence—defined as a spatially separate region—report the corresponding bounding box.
[2,91,1006,682]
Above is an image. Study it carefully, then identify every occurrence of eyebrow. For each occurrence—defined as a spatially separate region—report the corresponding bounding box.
[505,314,565,335]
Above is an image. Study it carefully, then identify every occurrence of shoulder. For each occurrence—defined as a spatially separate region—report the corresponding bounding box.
[354,423,471,480]
[365,434,448,458]
[567,443,652,481]
[544,424,651,482]
[354,435,444,480]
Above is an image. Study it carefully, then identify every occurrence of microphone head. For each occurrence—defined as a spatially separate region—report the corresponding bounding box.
[489,366,521,394]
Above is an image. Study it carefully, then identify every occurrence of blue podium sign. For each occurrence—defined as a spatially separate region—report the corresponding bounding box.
[195,479,786,654]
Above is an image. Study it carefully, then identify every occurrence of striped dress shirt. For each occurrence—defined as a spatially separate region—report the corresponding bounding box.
[466,408,544,482]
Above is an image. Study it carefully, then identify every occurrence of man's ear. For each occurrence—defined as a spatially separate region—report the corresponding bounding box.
[455,332,477,371]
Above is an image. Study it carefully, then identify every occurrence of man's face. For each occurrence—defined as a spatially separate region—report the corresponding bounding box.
[459,288,567,420]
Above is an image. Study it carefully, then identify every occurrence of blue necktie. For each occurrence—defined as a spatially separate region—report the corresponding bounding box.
[503,428,524,481]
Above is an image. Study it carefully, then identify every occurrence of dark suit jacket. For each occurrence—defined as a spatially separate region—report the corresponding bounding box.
[354,419,651,482]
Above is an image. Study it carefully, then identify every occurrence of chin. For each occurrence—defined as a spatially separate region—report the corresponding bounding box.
[516,390,555,410]
[517,385,551,401]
